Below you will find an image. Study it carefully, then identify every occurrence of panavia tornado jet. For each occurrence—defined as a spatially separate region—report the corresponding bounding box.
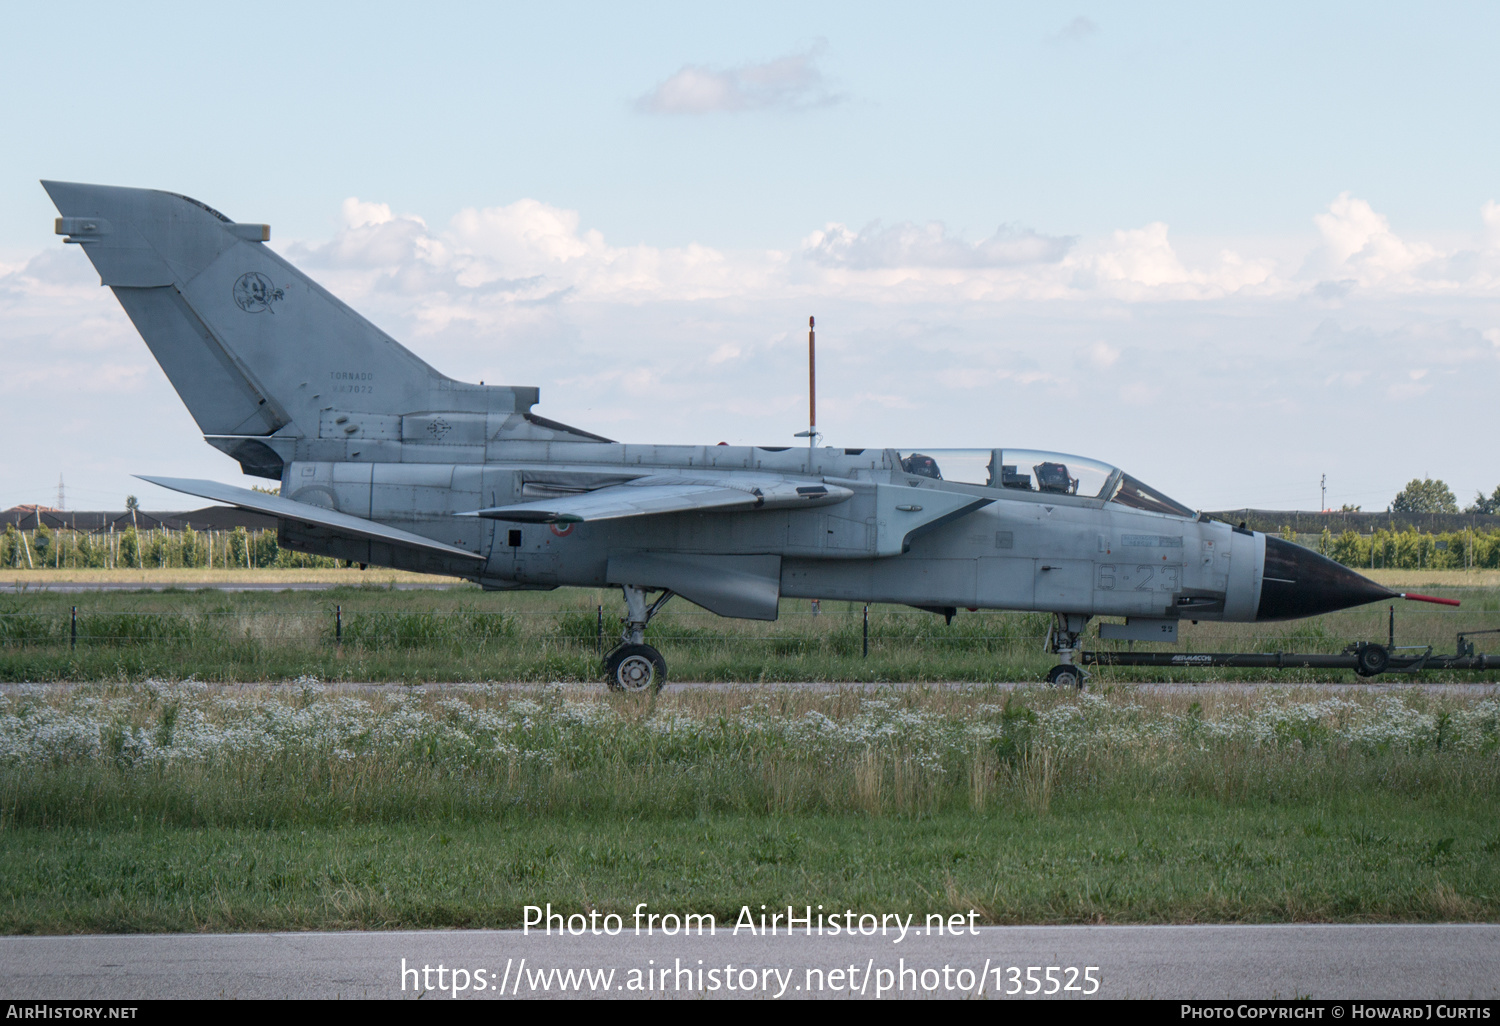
[45,181,1429,690]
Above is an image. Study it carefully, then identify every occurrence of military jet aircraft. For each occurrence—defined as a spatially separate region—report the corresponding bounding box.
[45,181,1423,690]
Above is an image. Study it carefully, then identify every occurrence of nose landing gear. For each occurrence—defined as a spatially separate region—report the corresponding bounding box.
[1045,613,1091,689]
[603,585,674,693]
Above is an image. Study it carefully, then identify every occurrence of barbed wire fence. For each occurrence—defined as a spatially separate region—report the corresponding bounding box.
[0,603,1490,659]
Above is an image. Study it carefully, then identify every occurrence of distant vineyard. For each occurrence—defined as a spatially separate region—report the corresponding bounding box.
[0,524,340,570]
[3,520,1498,572]
[1283,526,1500,571]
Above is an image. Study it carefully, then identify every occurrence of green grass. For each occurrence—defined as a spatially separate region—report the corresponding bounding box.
[4,806,1494,934]
[1,683,1496,932]
[0,583,1495,683]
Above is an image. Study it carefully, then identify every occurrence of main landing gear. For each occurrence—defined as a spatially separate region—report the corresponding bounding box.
[603,585,674,693]
[1045,613,1091,689]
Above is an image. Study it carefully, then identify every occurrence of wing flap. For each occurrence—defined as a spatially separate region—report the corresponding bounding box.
[138,475,483,560]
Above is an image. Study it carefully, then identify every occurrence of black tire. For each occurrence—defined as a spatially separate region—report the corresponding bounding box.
[604,643,667,693]
[1046,664,1083,688]
[1355,643,1389,678]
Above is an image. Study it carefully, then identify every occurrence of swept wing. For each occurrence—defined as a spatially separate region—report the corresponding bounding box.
[463,474,854,524]
[139,475,484,561]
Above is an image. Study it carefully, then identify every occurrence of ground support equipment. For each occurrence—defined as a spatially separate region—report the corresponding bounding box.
[1081,630,1500,677]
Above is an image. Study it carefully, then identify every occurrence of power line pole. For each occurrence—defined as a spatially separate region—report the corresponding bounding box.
[1320,474,1326,512]
[56,473,65,512]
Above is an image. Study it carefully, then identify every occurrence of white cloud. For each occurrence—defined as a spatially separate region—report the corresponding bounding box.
[341,198,395,229]
[290,191,1490,319]
[1064,223,1275,299]
[7,190,1500,511]
[449,200,598,267]
[1305,192,1437,284]
[1481,200,1500,248]
[1387,377,1432,400]
[291,196,774,317]
[1049,16,1098,44]
[1079,222,1191,287]
[637,44,840,114]
[803,221,1074,269]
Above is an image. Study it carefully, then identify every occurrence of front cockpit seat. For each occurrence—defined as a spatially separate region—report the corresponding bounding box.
[1034,461,1080,495]
[901,453,943,480]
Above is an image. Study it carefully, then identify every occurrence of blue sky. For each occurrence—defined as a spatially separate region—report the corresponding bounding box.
[2,2,1498,512]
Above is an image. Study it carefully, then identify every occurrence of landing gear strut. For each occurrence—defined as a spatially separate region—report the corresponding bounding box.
[1045,613,1091,689]
[603,586,674,692]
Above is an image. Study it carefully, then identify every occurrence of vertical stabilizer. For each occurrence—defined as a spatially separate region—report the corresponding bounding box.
[44,181,538,476]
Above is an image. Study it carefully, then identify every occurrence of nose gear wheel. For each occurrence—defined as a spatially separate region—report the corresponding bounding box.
[1046,664,1085,688]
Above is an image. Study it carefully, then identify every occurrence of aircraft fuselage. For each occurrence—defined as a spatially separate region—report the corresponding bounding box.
[278,443,1262,622]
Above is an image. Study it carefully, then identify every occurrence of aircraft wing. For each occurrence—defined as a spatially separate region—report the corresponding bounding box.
[462,474,854,524]
[138,475,484,560]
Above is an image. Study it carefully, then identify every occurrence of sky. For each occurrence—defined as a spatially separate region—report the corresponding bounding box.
[1,1,1497,514]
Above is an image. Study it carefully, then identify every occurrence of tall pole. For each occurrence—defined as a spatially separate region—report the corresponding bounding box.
[808,315,816,463]
[795,315,818,468]
[1320,474,1326,512]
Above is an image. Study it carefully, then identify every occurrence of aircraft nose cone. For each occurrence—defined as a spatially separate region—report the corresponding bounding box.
[1257,536,1396,621]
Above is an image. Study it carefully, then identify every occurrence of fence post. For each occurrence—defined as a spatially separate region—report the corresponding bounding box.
[70,606,77,650]
[336,604,342,646]
[597,604,603,655]
[862,604,869,658]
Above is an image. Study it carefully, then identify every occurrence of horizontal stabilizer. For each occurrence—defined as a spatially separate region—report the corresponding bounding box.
[137,475,483,561]
[462,474,853,523]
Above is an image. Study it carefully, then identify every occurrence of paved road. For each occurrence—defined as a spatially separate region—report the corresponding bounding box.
[4,680,1497,696]
[1,925,1495,1000]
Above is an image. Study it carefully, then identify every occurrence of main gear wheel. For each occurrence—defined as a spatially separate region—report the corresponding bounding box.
[604,643,667,693]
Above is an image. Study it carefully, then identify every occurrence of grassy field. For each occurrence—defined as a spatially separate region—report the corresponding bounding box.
[1366,569,1500,588]
[0,574,1495,683]
[0,682,1495,933]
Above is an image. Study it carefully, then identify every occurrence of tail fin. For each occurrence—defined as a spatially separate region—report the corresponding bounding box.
[43,181,537,476]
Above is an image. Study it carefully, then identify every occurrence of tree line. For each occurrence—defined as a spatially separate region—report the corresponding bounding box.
[1390,478,1500,515]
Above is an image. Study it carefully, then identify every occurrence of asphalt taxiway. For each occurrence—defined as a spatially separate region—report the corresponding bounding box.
[1,925,1495,1000]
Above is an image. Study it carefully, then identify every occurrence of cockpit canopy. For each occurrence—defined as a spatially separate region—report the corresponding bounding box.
[895,448,1195,519]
